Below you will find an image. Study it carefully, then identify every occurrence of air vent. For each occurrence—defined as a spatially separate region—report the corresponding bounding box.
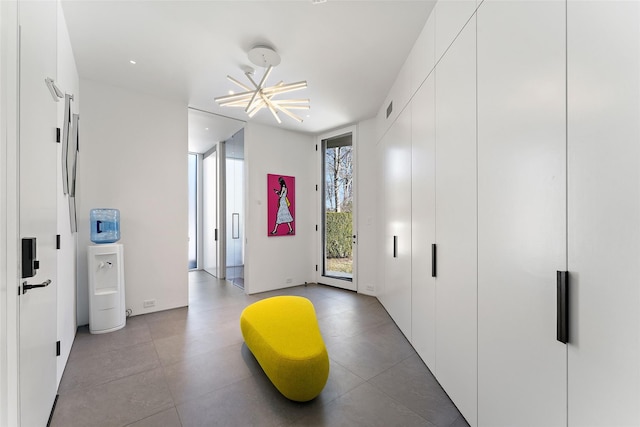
[386,101,393,119]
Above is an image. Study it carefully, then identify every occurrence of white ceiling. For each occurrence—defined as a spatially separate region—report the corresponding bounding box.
[61,0,435,137]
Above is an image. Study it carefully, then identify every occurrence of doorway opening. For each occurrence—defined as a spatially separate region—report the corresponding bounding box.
[187,108,244,283]
[319,128,356,291]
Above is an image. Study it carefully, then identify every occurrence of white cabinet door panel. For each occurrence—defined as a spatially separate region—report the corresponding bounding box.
[434,16,478,427]
[477,1,567,426]
[379,108,413,338]
[567,2,640,425]
[411,74,436,370]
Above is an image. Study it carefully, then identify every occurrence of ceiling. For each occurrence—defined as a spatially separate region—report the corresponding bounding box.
[61,0,435,139]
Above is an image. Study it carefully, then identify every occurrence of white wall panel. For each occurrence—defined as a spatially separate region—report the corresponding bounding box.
[567,2,640,425]
[78,80,188,321]
[434,17,477,427]
[376,55,412,143]
[356,119,379,296]
[410,74,436,369]
[434,0,477,64]
[477,1,567,425]
[243,122,315,294]
[410,12,436,96]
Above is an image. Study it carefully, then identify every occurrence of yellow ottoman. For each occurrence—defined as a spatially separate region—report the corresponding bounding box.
[240,296,329,402]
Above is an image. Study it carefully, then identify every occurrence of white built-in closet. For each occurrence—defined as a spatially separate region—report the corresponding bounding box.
[375,1,640,426]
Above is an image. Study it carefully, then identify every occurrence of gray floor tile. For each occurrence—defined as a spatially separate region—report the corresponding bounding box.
[146,316,214,341]
[59,341,160,394]
[369,355,462,427]
[69,321,153,362]
[126,407,183,427]
[290,382,434,427]
[325,323,415,380]
[51,368,174,427]
[448,415,471,427]
[154,319,243,366]
[163,342,255,404]
[317,305,392,339]
[177,375,305,427]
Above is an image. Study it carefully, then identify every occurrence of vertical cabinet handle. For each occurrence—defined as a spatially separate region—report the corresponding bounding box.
[393,236,398,258]
[431,244,437,278]
[557,271,569,344]
[232,213,240,239]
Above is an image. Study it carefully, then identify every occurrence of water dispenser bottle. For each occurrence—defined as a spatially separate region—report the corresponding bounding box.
[90,208,120,243]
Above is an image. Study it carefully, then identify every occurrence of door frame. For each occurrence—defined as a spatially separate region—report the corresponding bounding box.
[1,1,21,424]
[315,125,358,291]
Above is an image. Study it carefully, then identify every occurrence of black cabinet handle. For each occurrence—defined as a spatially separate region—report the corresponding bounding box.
[431,244,437,277]
[393,236,398,258]
[557,271,569,344]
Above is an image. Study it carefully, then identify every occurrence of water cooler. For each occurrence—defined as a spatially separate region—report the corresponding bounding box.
[88,244,125,333]
[88,209,126,334]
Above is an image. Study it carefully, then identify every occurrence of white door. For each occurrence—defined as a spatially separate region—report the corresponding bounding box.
[567,2,640,425]
[18,1,59,426]
[477,1,567,425]
[434,16,478,426]
[379,111,412,337]
[318,128,357,292]
[203,149,218,277]
[410,73,436,369]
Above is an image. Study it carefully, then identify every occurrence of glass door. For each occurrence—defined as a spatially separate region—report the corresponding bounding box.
[319,129,357,291]
[203,148,218,277]
[225,129,245,288]
[188,153,198,269]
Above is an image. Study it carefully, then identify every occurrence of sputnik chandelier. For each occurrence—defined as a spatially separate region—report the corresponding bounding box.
[214,46,310,124]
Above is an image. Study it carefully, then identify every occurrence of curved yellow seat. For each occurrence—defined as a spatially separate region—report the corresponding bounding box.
[240,296,329,402]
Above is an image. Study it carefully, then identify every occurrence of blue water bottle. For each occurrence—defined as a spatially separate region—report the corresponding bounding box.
[90,209,120,243]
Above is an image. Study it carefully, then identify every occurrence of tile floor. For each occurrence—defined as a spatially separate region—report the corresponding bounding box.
[51,271,469,427]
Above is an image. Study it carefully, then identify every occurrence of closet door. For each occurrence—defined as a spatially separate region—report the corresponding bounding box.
[567,2,640,425]
[379,107,412,338]
[434,16,478,427]
[411,74,436,369]
[477,1,567,426]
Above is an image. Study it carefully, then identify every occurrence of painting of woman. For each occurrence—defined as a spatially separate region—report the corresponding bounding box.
[270,176,294,235]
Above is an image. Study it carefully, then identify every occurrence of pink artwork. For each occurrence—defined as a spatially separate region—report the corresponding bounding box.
[268,174,295,236]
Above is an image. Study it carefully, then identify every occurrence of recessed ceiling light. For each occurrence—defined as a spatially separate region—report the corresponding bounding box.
[129,60,137,65]
[205,128,209,131]
[228,90,235,95]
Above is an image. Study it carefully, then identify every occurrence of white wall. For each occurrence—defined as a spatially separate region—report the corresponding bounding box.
[77,79,188,324]
[56,2,79,385]
[354,119,378,296]
[243,122,315,294]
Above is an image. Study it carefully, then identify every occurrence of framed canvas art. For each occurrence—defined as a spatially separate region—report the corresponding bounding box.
[267,174,295,236]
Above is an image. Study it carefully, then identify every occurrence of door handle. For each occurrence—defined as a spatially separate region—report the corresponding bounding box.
[22,279,51,295]
[232,213,240,239]
[557,271,569,344]
[431,244,437,278]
